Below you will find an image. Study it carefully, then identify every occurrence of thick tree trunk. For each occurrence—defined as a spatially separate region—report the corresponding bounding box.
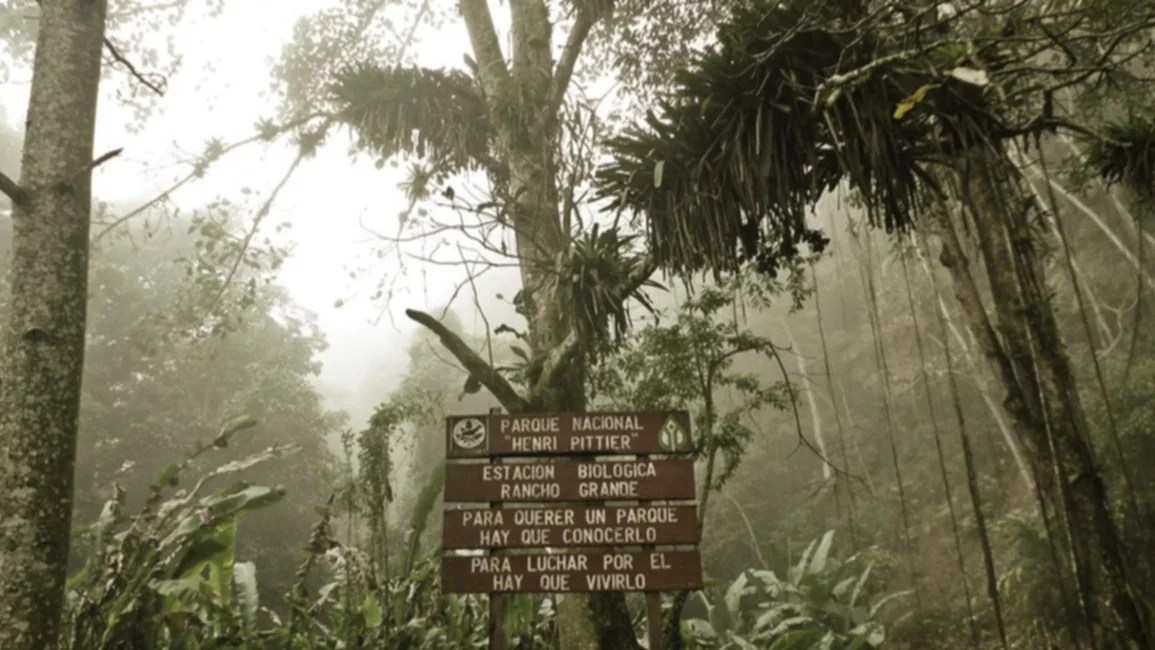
[942,150,1149,648]
[0,2,107,649]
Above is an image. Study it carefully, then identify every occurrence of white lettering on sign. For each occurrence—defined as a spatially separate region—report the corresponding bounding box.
[539,574,570,591]
[579,480,639,498]
[650,553,671,569]
[513,509,575,527]
[520,528,552,545]
[602,554,635,571]
[585,510,606,524]
[500,417,561,434]
[569,434,632,452]
[614,506,679,525]
[479,529,509,546]
[585,574,646,590]
[493,574,523,591]
[561,526,658,545]
[482,465,556,481]
[500,483,561,499]
[470,557,512,573]
[462,510,504,527]
[511,435,558,452]
[571,415,642,431]
[526,554,589,572]
[577,462,657,480]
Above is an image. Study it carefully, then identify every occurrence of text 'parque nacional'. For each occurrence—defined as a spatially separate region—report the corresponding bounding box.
[446,411,693,457]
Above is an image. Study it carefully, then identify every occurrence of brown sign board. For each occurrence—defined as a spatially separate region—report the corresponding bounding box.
[446,411,692,458]
[444,459,696,503]
[442,505,699,549]
[441,550,702,593]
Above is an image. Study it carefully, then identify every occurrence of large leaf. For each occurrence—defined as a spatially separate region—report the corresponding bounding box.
[233,561,259,633]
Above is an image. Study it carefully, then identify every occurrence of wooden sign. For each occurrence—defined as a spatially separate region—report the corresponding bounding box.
[441,550,703,593]
[446,411,693,458]
[443,459,695,502]
[443,505,699,549]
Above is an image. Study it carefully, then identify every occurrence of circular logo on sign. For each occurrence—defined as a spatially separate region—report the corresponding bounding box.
[451,417,487,449]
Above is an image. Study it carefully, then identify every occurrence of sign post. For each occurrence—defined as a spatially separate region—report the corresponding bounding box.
[442,411,700,649]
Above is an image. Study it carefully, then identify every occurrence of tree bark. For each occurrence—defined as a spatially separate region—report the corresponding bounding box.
[945,150,1149,649]
[453,2,640,647]
[0,2,107,649]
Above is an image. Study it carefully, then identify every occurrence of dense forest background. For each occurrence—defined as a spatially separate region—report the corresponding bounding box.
[0,0,1153,648]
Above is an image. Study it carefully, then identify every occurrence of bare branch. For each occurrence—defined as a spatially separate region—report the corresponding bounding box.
[90,148,123,170]
[459,0,510,99]
[200,148,306,321]
[405,308,530,412]
[0,171,27,205]
[551,10,595,111]
[103,37,166,96]
[537,328,582,393]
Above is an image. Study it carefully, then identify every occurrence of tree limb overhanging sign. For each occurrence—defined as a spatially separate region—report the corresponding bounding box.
[441,410,702,595]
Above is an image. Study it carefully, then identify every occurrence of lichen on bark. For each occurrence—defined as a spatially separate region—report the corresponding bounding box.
[0,2,108,648]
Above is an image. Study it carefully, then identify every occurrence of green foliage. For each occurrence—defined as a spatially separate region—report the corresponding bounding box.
[62,421,293,650]
[73,218,340,607]
[684,531,907,649]
[593,280,791,488]
[561,223,662,357]
[596,0,1155,278]
[1085,114,1155,200]
[62,429,498,650]
[330,63,492,175]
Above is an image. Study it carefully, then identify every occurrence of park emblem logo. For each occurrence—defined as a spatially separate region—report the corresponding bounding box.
[658,416,690,452]
[451,417,488,453]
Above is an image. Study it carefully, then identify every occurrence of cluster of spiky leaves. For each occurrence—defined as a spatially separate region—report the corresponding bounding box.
[559,224,661,357]
[330,63,493,174]
[1086,115,1155,200]
[595,0,1153,277]
[596,1,939,275]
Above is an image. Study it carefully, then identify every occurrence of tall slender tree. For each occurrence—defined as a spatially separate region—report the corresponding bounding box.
[0,2,108,648]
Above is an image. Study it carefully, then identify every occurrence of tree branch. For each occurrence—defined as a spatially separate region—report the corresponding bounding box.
[90,148,123,170]
[551,9,596,111]
[103,37,165,96]
[537,328,582,392]
[0,171,26,205]
[405,308,530,412]
[458,0,509,99]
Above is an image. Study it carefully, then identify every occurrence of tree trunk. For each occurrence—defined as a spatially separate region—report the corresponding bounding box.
[943,149,1149,648]
[0,2,107,649]
[455,2,640,647]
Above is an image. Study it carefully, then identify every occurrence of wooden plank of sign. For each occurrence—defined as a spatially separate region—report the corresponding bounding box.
[442,505,699,549]
[441,549,703,594]
[443,458,695,503]
[446,411,693,458]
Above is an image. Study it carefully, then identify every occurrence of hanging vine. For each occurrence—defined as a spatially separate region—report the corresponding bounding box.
[896,240,980,646]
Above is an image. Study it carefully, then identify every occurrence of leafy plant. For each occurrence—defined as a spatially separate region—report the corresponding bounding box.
[683,531,910,649]
[62,416,293,650]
